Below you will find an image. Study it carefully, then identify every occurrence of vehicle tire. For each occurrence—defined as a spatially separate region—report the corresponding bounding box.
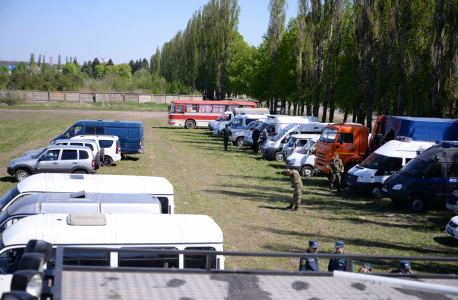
[74,170,87,174]
[409,195,426,212]
[275,152,285,162]
[15,169,30,182]
[100,148,105,165]
[300,166,315,177]
[236,137,244,147]
[368,184,383,198]
[95,154,101,170]
[257,142,263,151]
[185,119,196,129]
[103,156,113,167]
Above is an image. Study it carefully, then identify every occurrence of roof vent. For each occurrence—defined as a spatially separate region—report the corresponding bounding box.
[70,175,84,180]
[67,213,106,226]
[70,190,86,198]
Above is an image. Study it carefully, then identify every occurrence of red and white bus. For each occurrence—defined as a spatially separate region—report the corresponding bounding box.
[168,100,257,129]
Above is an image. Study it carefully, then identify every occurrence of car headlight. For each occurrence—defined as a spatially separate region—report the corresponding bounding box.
[326,164,330,169]
[288,159,296,164]
[357,176,363,182]
[10,270,43,297]
[8,161,15,167]
[393,184,402,190]
[22,154,27,157]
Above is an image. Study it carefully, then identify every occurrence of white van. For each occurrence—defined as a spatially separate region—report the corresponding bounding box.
[0,174,175,214]
[0,213,224,293]
[72,135,122,166]
[262,122,326,162]
[346,139,436,198]
[208,112,232,131]
[0,192,163,234]
[260,116,319,143]
[283,134,320,158]
[285,136,319,177]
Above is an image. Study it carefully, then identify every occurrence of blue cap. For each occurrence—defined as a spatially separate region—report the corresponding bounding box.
[400,260,411,269]
[363,263,372,272]
[334,241,344,248]
[309,240,319,248]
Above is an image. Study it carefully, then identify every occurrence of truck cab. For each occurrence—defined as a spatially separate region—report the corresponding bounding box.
[315,124,368,177]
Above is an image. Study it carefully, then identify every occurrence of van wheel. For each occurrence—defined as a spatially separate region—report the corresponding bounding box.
[275,152,285,162]
[74,170,87,174]
[236,137,244,147]
[103,156,113,167]
[15,169,30,182]
[257,142,263,151]
[369,184,383,198]
[300,166,314,177]
[185,120,196,129]
[409,195,426,212]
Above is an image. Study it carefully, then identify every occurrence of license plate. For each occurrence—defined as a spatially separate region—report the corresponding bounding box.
[447,227,455,236]
[347,182,351,186]
[382,188,387,192]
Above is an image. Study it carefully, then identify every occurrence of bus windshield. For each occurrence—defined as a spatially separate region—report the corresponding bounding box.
[169,103,176,113]
[319,128,338,143]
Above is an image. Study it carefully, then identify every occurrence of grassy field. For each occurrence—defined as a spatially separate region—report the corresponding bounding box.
[0,101,169,112]
[0,108,456,274]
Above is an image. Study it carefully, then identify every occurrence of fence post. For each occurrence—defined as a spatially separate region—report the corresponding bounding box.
[137,94,140,103]
[48,91,50,103]
[165,93,167,104]
[79,92,81,105]
[123,92,125,102]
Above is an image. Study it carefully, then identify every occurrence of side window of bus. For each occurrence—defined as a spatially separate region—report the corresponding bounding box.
[47,250,110,269]
[186,104,198,112]
[0,217,24,234]
[0,248,25,274]
[86,127,104,135]
[118,248,179,268]
[184,247,216,269]
[177,105,184,113]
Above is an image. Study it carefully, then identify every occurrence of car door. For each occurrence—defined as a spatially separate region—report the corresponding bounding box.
[59,149,79,172]
[418,162,444,201]
[35,149,61,172]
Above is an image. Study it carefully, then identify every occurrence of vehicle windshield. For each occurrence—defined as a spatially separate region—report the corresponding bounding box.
[319,128,338,143]
[245,121,257,130]
[169,103,176,113]
[298,140,316,154]
[401,159,428,178]
[360,153,390,170]
[257,122,268,132]
[215,113,226,121]
[273,129,289,142]
[287,138,297,147]
[32,147,47,159]
[0,186,20,210]
[60,125,73,135]
[233,118,244,127]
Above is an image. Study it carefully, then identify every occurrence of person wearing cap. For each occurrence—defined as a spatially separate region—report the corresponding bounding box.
[359,263,372,273]
[299,240,320,271]
[221,124,232,151]
[285,169,303,211]
[329,154,343,192]
[389,260,414,274]
[328,241,353,272]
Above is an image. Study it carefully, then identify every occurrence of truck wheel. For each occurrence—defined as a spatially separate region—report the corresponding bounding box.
[300,166,314,177]
[185,120,196,129]
[103,156,113,167]
[15,169,30,182]
[409,195,426,212]
[369,184,383,198]
[275,152,285,162]
[236,137,244,147]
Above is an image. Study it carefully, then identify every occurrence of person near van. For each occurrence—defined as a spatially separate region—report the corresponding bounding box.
[389,260,413,274]
[329,154,343,192]
[328,241,353,272]
[221,124,232,151]
[252,126,260,153]
[299,240,319,271]
[286,169,303,211]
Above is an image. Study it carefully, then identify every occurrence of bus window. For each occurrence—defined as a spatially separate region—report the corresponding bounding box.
[213,105,225,113]
[184,247,216,269]
[226,105,239,112]
[177,105,185,113]
[198,104,212,113]
[186,104,198,112]
[169,103,176,113]
[118,248,179,268]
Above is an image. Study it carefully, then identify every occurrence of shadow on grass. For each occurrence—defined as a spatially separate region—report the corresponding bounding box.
[0,176,15,183]
[433,236,458,247]
[123,156,140,161]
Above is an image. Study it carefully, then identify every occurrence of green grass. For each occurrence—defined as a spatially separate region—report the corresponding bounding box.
[0,109,457,274]
[0,101,169,112]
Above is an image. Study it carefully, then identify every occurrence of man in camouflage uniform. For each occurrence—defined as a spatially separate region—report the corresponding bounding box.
[329,154,343,192]
[221,124,232,151]
[286,169,303,211]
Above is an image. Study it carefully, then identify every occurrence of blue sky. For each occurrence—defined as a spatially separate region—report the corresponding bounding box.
[0,0,298,64]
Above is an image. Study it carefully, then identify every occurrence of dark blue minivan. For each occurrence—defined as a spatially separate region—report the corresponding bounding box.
[52,120,144,155]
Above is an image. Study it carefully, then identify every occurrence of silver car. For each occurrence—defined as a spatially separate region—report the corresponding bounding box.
[7,145,97,182]
[230,121,261,146]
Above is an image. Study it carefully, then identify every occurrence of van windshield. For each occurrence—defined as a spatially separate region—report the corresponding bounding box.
[298,141,316,154]
[401,159,428,178]
[286,138,297,147]
[245,121,257,130]
[361,153,390,169]
[0,186,20,210]
[319,128,338,143]
[257,122,268,132]
[215,114,226,121]
[273,129,289,142]
[32,147,48,159]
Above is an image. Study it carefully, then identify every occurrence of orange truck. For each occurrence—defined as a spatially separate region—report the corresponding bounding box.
[315,123,369,177]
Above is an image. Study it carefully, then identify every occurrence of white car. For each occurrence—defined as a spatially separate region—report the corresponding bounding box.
[73,135,121,166]
[446,216,458,239]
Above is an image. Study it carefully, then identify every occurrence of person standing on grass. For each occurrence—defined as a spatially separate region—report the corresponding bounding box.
[285,169,303,211]
[221,124,232,151]
[299,240,320,271]
[252,126,260,153]
[329,154,343,192]
[328,241,353,272]
[389,260,414,274]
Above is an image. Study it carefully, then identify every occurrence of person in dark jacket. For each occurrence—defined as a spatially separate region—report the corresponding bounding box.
[221,124,232,151]
[389,260,414,274]
[252,126,260,153]
[328,241,353,272]
[299,240,320,272]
